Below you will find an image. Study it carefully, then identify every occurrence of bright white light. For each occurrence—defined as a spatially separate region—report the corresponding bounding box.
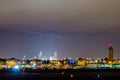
[33,63,36,66]
[14,65,19,69]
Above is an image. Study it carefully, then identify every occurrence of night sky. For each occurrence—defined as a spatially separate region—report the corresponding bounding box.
[0,0,120,59]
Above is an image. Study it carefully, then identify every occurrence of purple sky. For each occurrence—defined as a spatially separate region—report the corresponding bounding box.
[0,0,120,59]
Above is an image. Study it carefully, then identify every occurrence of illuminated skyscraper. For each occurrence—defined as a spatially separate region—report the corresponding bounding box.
[49,51,58,60]
[54,51,58,60]
[22,55,27,60]
[108,44,113,61]
[38,51,43,60]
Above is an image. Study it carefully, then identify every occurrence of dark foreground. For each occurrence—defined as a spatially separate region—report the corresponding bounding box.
[0,68,120,80]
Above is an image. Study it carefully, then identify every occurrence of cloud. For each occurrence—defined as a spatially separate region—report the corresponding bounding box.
[23,31,62,39]
[0,0,120,33]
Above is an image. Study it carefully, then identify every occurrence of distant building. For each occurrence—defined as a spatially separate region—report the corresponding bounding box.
[22,55,27,60]
[49,52,58,60]
[38,51,43,60]
[108,44,113,61]
[54,51,58,60]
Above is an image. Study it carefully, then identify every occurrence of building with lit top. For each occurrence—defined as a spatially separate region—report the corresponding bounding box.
[108,44,113,61]
[38,51,43,60]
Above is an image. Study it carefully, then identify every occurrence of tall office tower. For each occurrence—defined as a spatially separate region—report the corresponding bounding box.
[38,51,43,60]
[54,51,58,60]
[108,44,113,61]
[22,55,27,60]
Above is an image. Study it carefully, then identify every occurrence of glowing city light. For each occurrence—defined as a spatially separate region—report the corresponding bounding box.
[14,65,19,69]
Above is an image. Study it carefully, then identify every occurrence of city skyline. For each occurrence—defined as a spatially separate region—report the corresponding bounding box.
[0,0,120,59]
